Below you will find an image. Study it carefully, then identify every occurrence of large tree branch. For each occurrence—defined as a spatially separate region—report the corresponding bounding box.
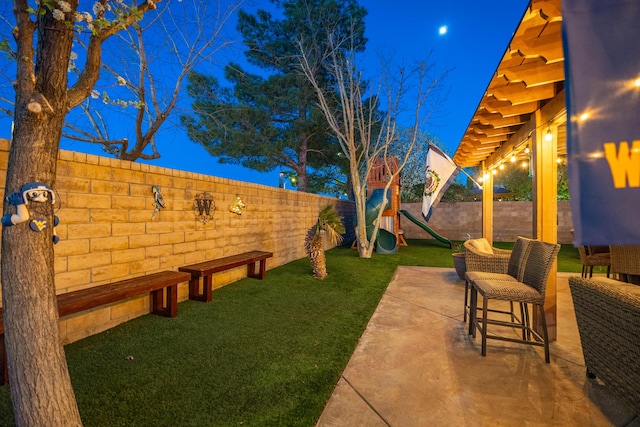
[12,0,37,102]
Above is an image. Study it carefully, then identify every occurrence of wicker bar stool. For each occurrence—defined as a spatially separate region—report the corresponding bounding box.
[577,245,610,278]
[463,237,533,325]
[468,240,561,363]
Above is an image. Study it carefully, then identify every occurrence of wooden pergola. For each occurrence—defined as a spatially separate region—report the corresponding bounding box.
[453,0,565,339]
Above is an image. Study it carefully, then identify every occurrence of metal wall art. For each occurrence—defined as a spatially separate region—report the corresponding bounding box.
[229,194,245,215]
[1,181,61,243]
[193,192,216,224]
[151,185,166,219]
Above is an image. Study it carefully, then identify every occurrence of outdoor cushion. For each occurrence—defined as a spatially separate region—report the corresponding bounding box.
[465,271,518,283]
[473,279,544,304]
[467,238,494,254]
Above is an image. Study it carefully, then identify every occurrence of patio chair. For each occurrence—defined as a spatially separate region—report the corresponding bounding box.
[463,237,532,323]
[610,245,640,284]
[468,239,560,363]
[577,245,610,278]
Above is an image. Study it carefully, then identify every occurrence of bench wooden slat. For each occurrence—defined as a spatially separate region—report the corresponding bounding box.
[0,270,190,386]
[178,251,273,277]
[56,271,190,318]
[179,250,273,302]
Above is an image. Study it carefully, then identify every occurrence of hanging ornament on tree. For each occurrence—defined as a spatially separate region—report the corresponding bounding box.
[1,182,61,243]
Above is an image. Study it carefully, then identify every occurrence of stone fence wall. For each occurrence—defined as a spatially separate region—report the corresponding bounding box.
[0,135,575,343]
[0,139,355,343]
[400,201,574,244]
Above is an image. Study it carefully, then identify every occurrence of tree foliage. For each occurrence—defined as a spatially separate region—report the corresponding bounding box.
[489,161,569,201]
[557,163,570,200]
[181,0,367,192]
[392,130,452,202]
[439,182,473,202]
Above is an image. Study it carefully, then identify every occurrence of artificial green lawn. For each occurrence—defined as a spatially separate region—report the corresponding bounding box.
[0,240,582,426]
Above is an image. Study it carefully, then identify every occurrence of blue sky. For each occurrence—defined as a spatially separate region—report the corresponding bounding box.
[1,0,529,189]
[362,0,528,151]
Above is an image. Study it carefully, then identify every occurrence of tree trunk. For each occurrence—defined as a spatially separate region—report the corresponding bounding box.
[3,110,82,427]
[2,5,82,425]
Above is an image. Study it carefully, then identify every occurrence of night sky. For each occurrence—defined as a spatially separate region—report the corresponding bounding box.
[1,1,530,189]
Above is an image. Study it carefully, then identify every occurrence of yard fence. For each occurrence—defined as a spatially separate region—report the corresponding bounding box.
[0,138,573,344]
[0,139,354,343]
[400,201,574,244]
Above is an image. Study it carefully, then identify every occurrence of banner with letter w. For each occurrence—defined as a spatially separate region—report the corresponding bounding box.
[422,143,459,222]
[563,0,640,244]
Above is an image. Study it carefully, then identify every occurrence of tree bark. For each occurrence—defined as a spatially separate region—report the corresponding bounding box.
[2,2,81,425]
[5,1,161,424]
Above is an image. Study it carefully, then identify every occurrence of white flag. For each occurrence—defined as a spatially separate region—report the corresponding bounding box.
[422,143,459,221]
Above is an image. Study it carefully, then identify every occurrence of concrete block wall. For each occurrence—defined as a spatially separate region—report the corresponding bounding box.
[400,201,574,244]
[0,139,355,343]
[0,134,574,343]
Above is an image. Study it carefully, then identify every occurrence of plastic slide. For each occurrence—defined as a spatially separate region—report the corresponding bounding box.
[365,189,398,254]
[398,209,453,249]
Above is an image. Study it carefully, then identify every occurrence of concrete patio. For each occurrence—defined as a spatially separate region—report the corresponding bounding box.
[316,267,639,426]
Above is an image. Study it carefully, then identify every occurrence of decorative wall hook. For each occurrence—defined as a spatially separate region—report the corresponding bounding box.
[151,185,166,219]
[229,194,245,215]
[1,181,61,243]
[193,192,216,224]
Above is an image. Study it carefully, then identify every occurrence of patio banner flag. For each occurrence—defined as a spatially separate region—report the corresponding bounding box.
[563,0,640,245]
[422,143,459,222]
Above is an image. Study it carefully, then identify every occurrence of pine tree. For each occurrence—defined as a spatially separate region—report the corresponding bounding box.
[181,0,367,192]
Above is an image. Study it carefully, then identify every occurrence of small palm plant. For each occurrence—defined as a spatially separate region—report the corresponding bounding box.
[304,205,346,279]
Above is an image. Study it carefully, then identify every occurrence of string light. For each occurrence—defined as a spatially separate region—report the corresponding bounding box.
[470,111,565,174]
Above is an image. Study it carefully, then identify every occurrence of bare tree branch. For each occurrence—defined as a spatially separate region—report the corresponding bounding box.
[298,22,448,258]
[64,0,243,162]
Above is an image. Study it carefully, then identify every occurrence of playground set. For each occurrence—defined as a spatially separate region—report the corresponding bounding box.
[362,158,453,254]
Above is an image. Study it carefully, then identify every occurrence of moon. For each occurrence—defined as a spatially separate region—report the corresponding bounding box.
[438,25,448,36]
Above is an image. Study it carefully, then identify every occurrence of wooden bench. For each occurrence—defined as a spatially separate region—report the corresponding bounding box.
[0,270,190,385]
[179,250,273,302]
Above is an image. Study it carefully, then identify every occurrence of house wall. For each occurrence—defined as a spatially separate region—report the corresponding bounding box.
[0,139,355,343]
